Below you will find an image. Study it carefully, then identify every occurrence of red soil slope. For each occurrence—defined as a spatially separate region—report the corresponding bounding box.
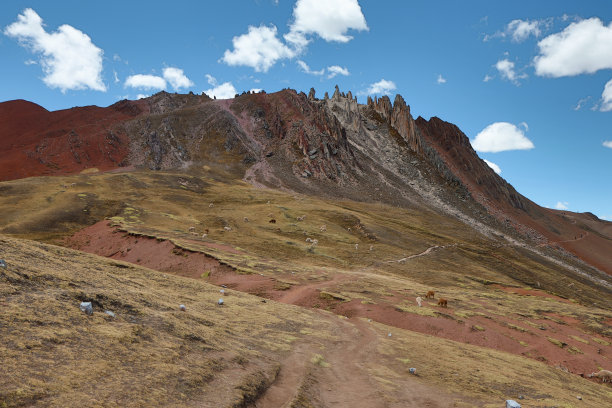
[415,116,612,275]
[0,99,145,181]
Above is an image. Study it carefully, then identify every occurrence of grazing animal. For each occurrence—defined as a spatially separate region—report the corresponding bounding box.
[204,228,209,234]
[297,215,306,221]
[269,219,276,224]
[224,226,232,231]
[588,370,612,383]
[355,243,359,250]
[425,291,435,299]
[369,245,373,251]
[209,203,214,208]
[416,297,422,307]
[202,233,208,238]
[320,224,327,232]
[437,298,448,307]
[243,217,249,222]
[189,226,196,232]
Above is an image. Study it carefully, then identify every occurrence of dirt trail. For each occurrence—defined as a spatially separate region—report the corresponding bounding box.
[276,273,348,305]
[256,313,467,408]
[386,244,456,264]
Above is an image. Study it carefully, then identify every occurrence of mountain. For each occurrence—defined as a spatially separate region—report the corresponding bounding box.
[1,89,611,406]
[1,88,610,275]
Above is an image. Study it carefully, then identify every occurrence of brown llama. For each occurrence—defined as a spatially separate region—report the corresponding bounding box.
[425,291,435,299]
[437,298,448,307]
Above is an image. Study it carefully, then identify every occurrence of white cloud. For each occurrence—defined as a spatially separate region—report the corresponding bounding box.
[285,0,368,48]
[507,19,543,42]
[125,74,166,90]
[437,74,447,84]
[483,74,493,82]
[574,96,591,111]
[113,70,119,83]
[471,122,535,153]
[555,201,569,210]
[534,18,612,77]
[519,122,529,131]
[603,140,612,148]
[327,65,349,79]
[600,78,612,112]
[250,88,262,93]
[364,79,396,95]
[162,67,193,90]
[495,59,527,84]
[203,74,237,99]
[24,59,37,65]
[136,94,149,100]
[297,60,324,75]
[4,8,106,92]
[483,159,501,175]
[221,25,295,72]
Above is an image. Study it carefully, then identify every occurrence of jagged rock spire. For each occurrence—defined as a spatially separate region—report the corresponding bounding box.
[308,88,316,101]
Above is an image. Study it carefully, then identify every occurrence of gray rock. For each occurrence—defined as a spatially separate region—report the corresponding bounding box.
[105,310,116,318]
[0,259,6,268]
[505,400,521,408]
[80,302,93,315]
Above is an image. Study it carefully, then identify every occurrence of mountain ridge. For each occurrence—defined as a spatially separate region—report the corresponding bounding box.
[0,88,610,276]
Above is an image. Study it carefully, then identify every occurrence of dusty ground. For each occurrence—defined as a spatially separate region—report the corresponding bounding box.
[66,221,612,381]
[4,234,612,407]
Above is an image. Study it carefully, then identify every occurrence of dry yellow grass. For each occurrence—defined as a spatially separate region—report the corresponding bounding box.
[1,170,611,406]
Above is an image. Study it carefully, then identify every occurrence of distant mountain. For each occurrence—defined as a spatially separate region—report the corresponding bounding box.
[0,88,610,275]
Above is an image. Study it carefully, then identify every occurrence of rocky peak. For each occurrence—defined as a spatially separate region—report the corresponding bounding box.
[308,88,316,101]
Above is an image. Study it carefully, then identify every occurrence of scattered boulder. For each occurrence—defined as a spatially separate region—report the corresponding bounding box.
[506,401,521,408]
[105,310,116,318]
[218,298,224,306]
[0,259,6,268]
[79,301,93,315]
[179,304,186,311]
[409,368,416,375]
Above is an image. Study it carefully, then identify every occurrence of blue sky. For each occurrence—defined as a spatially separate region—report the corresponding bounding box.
[1,0,611,219]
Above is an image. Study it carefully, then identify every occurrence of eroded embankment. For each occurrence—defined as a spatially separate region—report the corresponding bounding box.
[65,221,612,380]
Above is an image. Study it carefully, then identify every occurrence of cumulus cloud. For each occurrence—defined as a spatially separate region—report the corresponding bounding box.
[136,94,149,100]
[495,59,527,84]
[203,74,237,99]
[483,159,501,175]
[327,65,349,79]
[221,0,367,72]
[297,60,324,75]
[163,67,193,90]
[124,74,166,90]
[600,78,612,112]
[484,18,549,42]
[471,122,535,153]
[603,140,612,148]
[285,0,368,48]
[507,19,544,42]
[534,18,612,77]
[364,79,396,96]
[555,201,569,210]
[437,74,447,84]
[483,74,493,82]
[221,25,295,72]
[4,8,106,92]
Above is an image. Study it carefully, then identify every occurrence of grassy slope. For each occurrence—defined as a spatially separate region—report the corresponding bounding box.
[1,169,611,407]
